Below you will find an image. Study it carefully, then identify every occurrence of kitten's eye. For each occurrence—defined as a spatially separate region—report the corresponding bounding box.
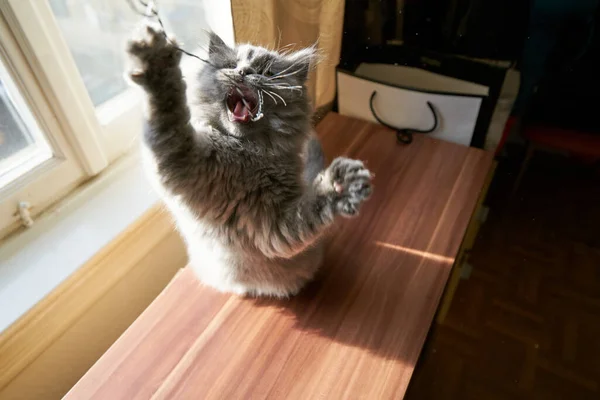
[264,69,274,77]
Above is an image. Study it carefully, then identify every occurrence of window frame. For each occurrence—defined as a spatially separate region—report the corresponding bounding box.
[0,3,91,239]
[0,0,135,239]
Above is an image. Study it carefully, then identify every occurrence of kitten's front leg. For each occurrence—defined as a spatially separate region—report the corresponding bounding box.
[126,22,198,192]
[262,157,373,258]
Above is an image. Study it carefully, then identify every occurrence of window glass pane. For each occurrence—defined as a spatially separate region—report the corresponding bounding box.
[0,61,52,189]
[49,0,211,107]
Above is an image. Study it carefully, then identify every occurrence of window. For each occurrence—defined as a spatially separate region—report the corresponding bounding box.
[0,0,234,239]
[0,61,53,189]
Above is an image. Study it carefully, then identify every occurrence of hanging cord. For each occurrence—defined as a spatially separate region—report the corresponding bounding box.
[369,91,438,144]
[126,0,211,64]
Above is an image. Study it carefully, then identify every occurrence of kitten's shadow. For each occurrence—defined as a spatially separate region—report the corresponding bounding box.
[247,249,419,364]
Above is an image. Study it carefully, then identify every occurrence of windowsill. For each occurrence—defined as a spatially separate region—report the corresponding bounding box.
[0,150,159,333]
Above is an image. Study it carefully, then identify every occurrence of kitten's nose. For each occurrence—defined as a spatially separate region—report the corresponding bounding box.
[234,67,254,81]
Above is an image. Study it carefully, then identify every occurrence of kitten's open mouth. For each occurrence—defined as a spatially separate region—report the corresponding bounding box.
[226,86,259,123]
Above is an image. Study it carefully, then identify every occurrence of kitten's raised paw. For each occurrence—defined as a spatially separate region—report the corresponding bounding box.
[126,22,181,85]
[327,157,373,217]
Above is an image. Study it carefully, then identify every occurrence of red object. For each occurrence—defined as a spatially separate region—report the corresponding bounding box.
[523,125,600,160]
[496,116,600,162]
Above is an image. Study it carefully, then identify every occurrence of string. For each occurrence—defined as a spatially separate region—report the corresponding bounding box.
[125,0,211,65]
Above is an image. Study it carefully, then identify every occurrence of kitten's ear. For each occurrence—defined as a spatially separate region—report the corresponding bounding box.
[285,46,318,82]
[208,32,231,57]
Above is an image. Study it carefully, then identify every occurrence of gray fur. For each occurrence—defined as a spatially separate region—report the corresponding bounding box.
[303,135,325,184]
[126,23,373,297]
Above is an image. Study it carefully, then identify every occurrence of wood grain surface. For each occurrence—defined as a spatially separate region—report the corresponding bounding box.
[65,113,493,400]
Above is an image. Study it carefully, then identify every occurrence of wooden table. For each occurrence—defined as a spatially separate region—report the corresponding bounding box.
[66,113,493,399]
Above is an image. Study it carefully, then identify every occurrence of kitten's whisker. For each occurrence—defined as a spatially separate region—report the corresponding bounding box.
[271,58,304,79]
[266,90,286,106]
[277,43,297,55]
[241,98,254,116]
[234,87,257,117]
[219,70,241,86]
[276,27,283,50]
[251,90,264,121]
[264,84,303,91]
[264,81,302,88]
[262,89,278,105]
[267,69,303,80]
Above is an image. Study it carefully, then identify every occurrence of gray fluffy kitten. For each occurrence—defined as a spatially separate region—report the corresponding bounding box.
[126,23,373,297]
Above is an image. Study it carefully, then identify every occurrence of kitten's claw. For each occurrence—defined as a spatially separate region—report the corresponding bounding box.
[327,157,373,217]
[125,22,181,86]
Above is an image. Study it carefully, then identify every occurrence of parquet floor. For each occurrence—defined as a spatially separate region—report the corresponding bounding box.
[406,152,600,400]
